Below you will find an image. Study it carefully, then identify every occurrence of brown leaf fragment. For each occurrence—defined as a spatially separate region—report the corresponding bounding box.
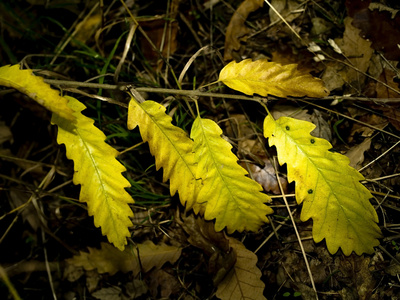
[245,159,288,194]
[178,213,236,285]
[66,241,181,276]
[125,279,148,299]
[367,69,400,130]
[271,104,332,141]
[345,138,371,169]
[348,113,388,142]
[73,13,102,46]
[346,0,400,60]
[216,238,265,300]
[139,0,180,69]
[326,17,373,93]
[338,255,376,300]
[269,0,303,24]
[0,121,12,145]
[224,0,264,61]
[385,254,400,276]
[148,269,181,299]
[91,286,121,300]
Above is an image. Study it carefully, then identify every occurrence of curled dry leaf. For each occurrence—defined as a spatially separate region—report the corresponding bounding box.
[246,158,288,194]
[224,0,264,61]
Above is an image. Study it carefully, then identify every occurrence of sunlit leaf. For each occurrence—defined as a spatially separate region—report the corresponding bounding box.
[127,98,201,211]
[191,116,273,233]
[219,59,329,98]
[52,96,134,250]
[0,64,75,121]
[263,114,382,255]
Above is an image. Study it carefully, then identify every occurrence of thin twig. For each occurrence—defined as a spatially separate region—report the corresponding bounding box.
[273,157,318,299]
[264,0,302,40]
[299,99,400,140]
[41,78,400,102]
[358,139,400,172]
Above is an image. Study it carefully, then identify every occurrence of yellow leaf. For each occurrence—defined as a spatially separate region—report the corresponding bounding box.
[191,116,273,233]
[219,59,329,98]
[216,238,266,300]
[52,96,134,250]
[0,64,75,121]
[263,115,382,255]
[67,241,181,276]
[127,98,200,211]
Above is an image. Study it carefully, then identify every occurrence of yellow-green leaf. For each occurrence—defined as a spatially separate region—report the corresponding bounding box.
[52,96,134,250]
[127,98,200,211]
[191,116,273,233]
[219,59,329,98]
[0,64,75,121]
[263,115,382,255]
[67,241,181,276]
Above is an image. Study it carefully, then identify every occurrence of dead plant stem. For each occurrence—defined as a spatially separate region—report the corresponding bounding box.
[273,157,319,299]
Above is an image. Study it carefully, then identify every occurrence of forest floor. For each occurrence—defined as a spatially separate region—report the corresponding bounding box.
[1,0,400,299]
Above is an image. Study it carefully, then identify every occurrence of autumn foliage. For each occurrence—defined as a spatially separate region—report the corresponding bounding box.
[0,57,382,298]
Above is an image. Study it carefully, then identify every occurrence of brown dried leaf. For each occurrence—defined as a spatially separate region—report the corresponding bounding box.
[269,0,303,24]
[216,238,265,300]
[67,241,181,276]
[271,105,332,141]
[322,17,373,89]
[0,121,12,145]
[347,0,400,60]
[179,213,230,256]
[224,0,264,61]
[178,213,236,285]
[148,269,181,298]
[139,14,179,68]
[345,138,372,169]
[91,286,121,300]
[349,113,388,142]
[245,159,288,194]
[368,69,400,130]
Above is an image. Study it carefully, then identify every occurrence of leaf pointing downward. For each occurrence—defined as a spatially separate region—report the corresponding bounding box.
[263,115,382,255]
[52,96,134,251]
[127,99,200,211]
[219,59,329,98]
[191,116,273,233]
